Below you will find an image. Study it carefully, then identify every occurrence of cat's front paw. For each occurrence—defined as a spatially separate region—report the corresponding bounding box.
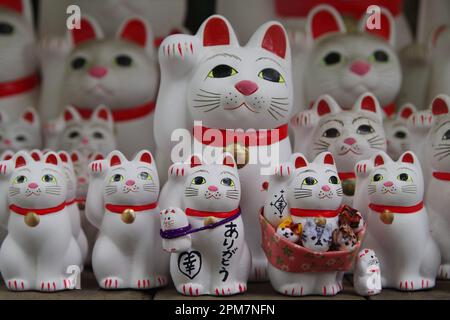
[159,35,200,69]
[38,36,71,67]
[407,111,434,132]
[89,160,107,178]
[168,164,187,179]
[6,279,30,291]
[274,163,293,179]
[100,277,125,290]
[177,283,204,296]
[291,110,318,128]
[39,279,67,292]
[355,160,373,178]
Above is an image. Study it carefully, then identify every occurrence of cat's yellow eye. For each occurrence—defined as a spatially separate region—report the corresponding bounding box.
[207,64,237,78]
[13,175,27,184]
[139,172,152,181]
[42,174,57,184]
[258,68,285,83]
[220,177,234,187]
[371,173,383,182]
[302,177,318,185]
[397,173,412,182]
[110,174,124,183]
[192,176,206,185]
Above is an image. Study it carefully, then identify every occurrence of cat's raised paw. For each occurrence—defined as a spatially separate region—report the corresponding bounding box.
[6,279,29,291]
[169,164,186,178]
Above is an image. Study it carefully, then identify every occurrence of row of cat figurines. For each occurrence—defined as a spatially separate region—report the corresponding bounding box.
[0,145,445,296]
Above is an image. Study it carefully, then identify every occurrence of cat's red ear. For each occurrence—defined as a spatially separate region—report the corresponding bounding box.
[374,154,386,167]
[260,23,287,59]
[313,95,341,117]
[69,16,103,47]
[70,151,80,163]
[0,0,24,14]
[398,104,416,120]
[15,155,26,168]
[360,6,395,46]
[400,151,415,164]
[323,153,334,165]
[58,152,69,163]
[307,4,346,41]
[21,108,38,125]
[222,153,235,168]
[45,153,59,166]
[1,150,13,161]
[190,155,202,168]
[354,93,383,122]
[137,151,153,164]
[199,15,237,47]
[92,105,113,128]
[118,17,149,48]
[30,150,41,162]
[431,95,450,116]
[110,155,121,167]
[294,154,308,169]
[64,106,81,123]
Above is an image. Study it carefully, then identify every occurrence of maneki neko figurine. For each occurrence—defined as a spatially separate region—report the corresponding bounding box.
[155,14,293,281]
[261,152,365,296]
[355,151,440,290]
[86,150,169,289]
[0,151,82,291]
[353,248,382,296]
[384,103,416,159]
[159,154,251,296]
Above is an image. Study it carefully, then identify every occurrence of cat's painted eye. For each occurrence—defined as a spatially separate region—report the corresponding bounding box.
[258,68,285,83]
[442,129,450,140]
[71,57,87,70]
[139,172,152,181]
[220,177,234,187]
[322,128,340,138]
[329,176,340,184]
[68,131,80,139]
[0,22,14,35]
[207,64,237,78]
[370,50,389,63]
[191,176,206,185]
[115,54,133,67]
[397,173,412,182]
[302,177,318,185]
[322,52,341,65]
[110,174,124,183]
[394,131,407,139]
[42,174,57,184]
[372,173,383,182]
[13,175,27,184]
[357,124,375,135]
[92,131,104,139]
[15,135,26,142]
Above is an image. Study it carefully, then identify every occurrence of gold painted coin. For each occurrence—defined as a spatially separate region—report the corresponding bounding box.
[342,179,356,196]
[121,209,136,224]
[380,210,394,225]
[24,212,40,227]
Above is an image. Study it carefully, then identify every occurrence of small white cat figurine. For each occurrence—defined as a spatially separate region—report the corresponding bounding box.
[0,107,41,152]
[159,154,251,296]
[353,248,382,296]
[263,152,345,296]
[0,151,82,291]
[86,150,169,289]
[356,151,440,290]
[160,207,191,253]
[384,103,415,160]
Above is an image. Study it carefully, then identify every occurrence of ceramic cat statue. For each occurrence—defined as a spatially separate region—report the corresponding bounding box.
[355,151,440,290]
[425,94,450,279]
[304,4,401,116]
[155,15,293,281]
[0,0,39,119]
[159,154,251,296]
[86,150,169,289]
[292,92,386,205]
[384,103,416,159]
[0,149,14,242]
[353,248,382,296]
[427,25,450,102]
[160,207,191,253]
[0,151,82,291]
[40,16,159,157]
[263,152,349,296]
[0,107,41,152]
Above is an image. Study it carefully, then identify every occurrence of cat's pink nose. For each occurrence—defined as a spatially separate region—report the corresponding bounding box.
[321,185,331,192]
[235,80,258,96]
[78,177,87,184]
[344,137,357,145]
[81,137,89,145]
[125,180,135,186]
[4,139,11,146]
[28,182,38,189]
[208,185,218,192]
[89,66,108,79]
[350,60,371,76]
[383,181,394,187]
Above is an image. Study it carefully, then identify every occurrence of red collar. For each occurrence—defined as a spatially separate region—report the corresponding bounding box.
[66,199,77,206]
[290,207,340,218]
[193,124,288,147]
[9,202,66,216]
[105,202,158,214]
[433,172,450,181]
[75,100,155,122]
[338,172,356,181]
[0,73,39,98]
[186,207,240,219]
[369,201,424,214]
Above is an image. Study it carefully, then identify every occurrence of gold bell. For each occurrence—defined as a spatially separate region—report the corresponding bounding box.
[224,143,249,169]
[380,209,394,225]
[24,212,40,227]
[342,179,356,196]
[121,209,136,224]
[204,216,217,227]
[315,217,326,226]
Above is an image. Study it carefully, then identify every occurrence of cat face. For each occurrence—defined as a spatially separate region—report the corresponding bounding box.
[64,17,158,109]
[384,104,415,159]
[357,248,380,270]
[302,218,333,252]
[367,151,423,206]
[71,151,103,199]
[287,152,343,210]
[182,154,240,212]
[428,95,450,172]
[305,5,401,108]
[102,150,159,205]
[160,207,189,231]
[186,16,293,129]
[0,0,36,82]
[308,93,386,172]
[0,108,41,152]
[59,105,116,156]
[8,151,67,209]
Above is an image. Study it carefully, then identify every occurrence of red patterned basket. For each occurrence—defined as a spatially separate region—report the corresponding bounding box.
[260,209,366,273]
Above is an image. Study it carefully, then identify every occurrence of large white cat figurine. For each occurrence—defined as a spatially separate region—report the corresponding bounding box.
[356,151,440,290]
[0,107,41,152]
[160,154,251,296]
[86,150,169,289]
[263,152,345,296]
[425,94,450,279]
[155,15,293,280]
[0,151,82,291]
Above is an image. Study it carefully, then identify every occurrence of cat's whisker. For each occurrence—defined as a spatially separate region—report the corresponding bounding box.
[272,97,288,100]
[438,152,450,161]
[204,104,221,113]
[193,102,221,108]
[196,93,221,99]
[267,109,278,120]
[193,99,221,103]
[270,104,288,112]
[434,149,450,157]
[269,107,286,118]
[199,89,220,96]
[270,100,289,106]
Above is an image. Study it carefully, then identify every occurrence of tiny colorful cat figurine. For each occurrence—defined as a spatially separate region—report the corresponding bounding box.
[356,151,440,290]
[0,107,41,152]
[86,150,169,289]
[292,92,386,205]
[425,94,450,279]
[353,248,382,296]
[384,103,415,160]
[160,207,191,253]
[263,152,347,296]
[160,154,251,296]
[0,151,82,291]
